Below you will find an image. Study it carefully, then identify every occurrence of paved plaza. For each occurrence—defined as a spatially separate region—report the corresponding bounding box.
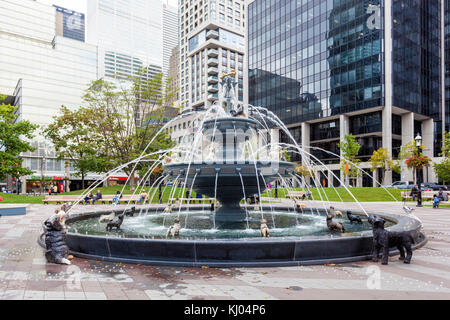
[0,202,449,300]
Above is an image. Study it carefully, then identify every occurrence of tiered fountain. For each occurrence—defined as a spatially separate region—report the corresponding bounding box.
[38,71,426,267]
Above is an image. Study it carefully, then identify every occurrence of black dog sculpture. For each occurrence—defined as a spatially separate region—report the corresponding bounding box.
[347,211,362,224]
[125,206,136,217]
[43,211,71,265]
[368,216,414,265]
[106,214,124,231]
[326,215,346,233]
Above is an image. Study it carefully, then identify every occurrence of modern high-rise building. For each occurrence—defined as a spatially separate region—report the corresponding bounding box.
[246,0,446,186]
[445,0,450,134]
[163,2,179,78]
[0,0,99,193]
[87,0,164,81]
[178,0,246,110]
[167,45,181,107]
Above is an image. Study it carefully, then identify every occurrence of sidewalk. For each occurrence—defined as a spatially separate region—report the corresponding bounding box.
[0,203,449,300]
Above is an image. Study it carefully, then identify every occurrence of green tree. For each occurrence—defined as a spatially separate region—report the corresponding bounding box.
[0,94,37,180]
[338,134,361,186]
[433,132,450,183]
[43,105,106,189]
[434,159,450,184]
[397,139,428,184]
[440,131,450,158]
[369,148,400,185]
[398,140,426,161]
[82,71,176,188]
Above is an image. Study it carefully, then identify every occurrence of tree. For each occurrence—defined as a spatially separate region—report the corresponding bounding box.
[433,132,450,183]
[82,71,176,188]
[398,140,425,162]
[433,159,450,184]
[0,94,37,180]
[294,164,315,178]
[439,131,450,158]
[399,139,430,184]
[43,105,106,189]
[369,148,400,185]
[338,134,361,186]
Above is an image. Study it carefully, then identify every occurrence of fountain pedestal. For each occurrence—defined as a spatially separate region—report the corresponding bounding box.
[164,117,295,224]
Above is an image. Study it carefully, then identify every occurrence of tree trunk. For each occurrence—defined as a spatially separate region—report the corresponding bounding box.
[82,172,85,190]
[130,174,135,191]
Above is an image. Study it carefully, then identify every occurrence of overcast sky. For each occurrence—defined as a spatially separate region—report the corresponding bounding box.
[37,0,178,13]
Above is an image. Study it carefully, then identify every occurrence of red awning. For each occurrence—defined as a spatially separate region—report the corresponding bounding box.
[109,176,129,181]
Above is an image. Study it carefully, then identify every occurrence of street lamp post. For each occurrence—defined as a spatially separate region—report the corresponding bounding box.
[275,180,278,198]
[415,133,423,207]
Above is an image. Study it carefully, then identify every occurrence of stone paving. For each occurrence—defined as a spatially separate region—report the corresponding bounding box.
[0,202,449,300]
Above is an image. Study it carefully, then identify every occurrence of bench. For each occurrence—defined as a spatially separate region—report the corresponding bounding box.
[43,194,141,205]
[401,191,449,205]
[285,191,310,200]
[285,191,305,198]
[43,195,82,204]
[168,197,216,204]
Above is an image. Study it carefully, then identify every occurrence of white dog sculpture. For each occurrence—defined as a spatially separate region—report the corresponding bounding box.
[329,206,343,218]
[260,219,270,238]
[99,212,115,223]
[166,218,181,238]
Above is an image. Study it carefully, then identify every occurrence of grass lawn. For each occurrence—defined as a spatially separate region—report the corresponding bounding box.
[0,186,404,204]
[0,193,44,204]
[262,187,403,202]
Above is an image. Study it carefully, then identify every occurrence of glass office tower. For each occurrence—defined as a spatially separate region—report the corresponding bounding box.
[247,0,445,185]
[87,0,164,81]
[445,0,450,134]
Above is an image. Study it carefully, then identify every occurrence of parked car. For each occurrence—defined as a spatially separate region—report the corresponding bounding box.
[387,181,414,189]
[421,183,448,191]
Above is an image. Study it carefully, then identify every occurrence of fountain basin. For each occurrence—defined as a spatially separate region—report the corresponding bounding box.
[164,162,295,222]
[38,208,426,267]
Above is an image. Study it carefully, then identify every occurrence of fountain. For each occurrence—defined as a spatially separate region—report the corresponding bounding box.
[38,71,426,267]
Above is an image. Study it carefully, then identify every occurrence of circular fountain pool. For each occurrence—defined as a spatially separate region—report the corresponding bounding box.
[66,208,389,240]
[39,206,426,267]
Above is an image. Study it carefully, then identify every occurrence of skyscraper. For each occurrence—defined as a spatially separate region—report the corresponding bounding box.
[87,0,164,81]
[163,2,179,78]
[0,0,98,192]
[247,0,445,186]
[178,0,246,110]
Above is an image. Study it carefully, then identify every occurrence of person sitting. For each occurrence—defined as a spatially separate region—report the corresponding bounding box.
[433,194,440,209]
[139,191,148,205]
[112,191,122,205]
[410,185,419,201]
[302,191,312,200]
[195,192,203,204]
[92,190,103,204]
[84,191,93,204]
[438,189,448,202]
